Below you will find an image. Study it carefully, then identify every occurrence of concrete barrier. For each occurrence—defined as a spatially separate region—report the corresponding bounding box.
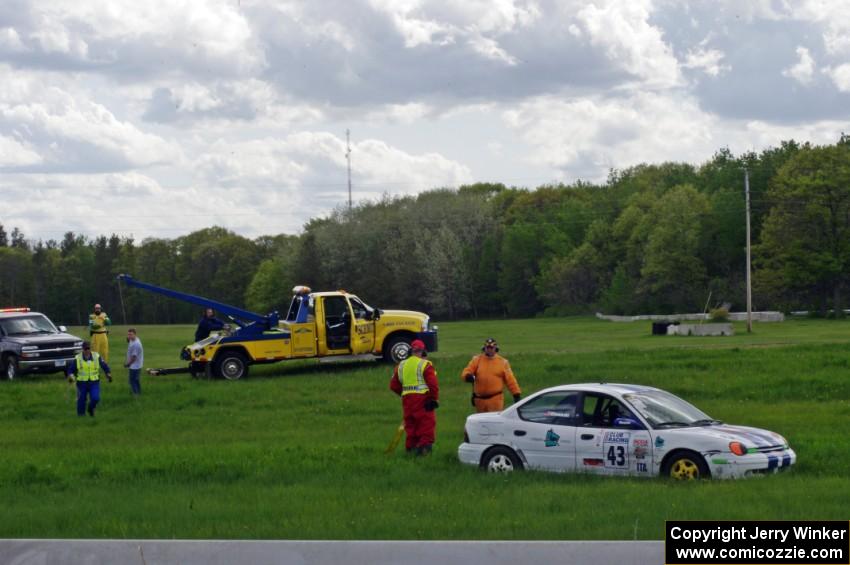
[668,323,734,336]
[596,312,783,322]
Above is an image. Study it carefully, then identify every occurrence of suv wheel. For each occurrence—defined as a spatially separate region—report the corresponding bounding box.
[4,356,19,380]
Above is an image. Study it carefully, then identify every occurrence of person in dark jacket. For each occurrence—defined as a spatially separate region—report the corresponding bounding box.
[195,308,227,342]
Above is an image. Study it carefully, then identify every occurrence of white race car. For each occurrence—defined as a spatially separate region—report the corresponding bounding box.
[458,383,796,479]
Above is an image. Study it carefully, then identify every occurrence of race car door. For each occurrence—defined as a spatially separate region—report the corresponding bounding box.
[575,392,652,477]
[509,390,580,472]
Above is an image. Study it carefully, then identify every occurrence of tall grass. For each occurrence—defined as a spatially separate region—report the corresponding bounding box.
[1,318,848,539]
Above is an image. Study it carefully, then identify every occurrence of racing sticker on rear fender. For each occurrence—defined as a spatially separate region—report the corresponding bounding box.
[603,431,630,469]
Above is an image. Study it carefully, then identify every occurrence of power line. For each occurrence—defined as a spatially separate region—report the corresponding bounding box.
[744,168,753,333]
[346,128,352,210]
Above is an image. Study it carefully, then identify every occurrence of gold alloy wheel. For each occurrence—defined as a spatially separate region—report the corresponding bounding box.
[670,457,701,480]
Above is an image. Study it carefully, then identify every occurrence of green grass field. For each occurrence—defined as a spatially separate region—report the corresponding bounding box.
[1,317,849,539]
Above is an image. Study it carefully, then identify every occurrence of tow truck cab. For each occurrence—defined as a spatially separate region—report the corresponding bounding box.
[280,287,437,360]
[179,286,437,379]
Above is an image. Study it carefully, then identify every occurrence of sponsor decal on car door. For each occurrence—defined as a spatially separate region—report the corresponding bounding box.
[512,391,580,472]
[576,393,652,476]
[510,420,576,472]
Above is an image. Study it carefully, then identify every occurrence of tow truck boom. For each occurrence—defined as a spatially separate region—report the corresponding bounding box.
[116,274,279,335]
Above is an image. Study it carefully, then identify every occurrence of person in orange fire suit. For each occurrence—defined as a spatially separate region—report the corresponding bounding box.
[461,337,521,413]
[389,339,439,456]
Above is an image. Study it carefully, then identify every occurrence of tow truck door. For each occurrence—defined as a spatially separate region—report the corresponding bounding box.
[348,296,375,355]
[319,295,352,354]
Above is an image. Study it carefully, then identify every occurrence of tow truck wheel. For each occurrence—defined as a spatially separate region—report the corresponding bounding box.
[215,351,249,380]
[4,355,18,380]
[383,336,413,364]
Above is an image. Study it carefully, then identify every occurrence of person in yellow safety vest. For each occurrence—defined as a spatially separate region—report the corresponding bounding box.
[389,339,439,456]
[88,303,111,363]
[461,337,521,413]
[66,341,112,417]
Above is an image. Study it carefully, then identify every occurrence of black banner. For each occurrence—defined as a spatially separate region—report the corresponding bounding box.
[666,521,849,565]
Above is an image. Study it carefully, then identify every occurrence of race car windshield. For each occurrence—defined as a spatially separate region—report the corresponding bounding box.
[0,315,58,336]
[622,390,713,429]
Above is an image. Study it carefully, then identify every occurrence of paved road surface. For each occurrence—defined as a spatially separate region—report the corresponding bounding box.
[0,540,664,565]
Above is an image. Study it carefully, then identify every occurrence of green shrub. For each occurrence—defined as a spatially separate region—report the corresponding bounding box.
[709,307,729,322]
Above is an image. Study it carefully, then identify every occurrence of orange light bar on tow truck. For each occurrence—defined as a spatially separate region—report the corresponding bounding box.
[0,307,30,313]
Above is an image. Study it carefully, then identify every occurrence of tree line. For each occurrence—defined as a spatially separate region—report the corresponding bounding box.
[2,137,849,325]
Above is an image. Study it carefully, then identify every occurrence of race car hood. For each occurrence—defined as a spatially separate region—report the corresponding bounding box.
[467,412,507,424]
[667,424,787,449]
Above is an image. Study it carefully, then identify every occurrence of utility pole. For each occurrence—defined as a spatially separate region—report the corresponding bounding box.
[744,167,753,333]
[346,129,352,210]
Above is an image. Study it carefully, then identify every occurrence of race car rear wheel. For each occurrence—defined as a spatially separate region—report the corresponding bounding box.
[481,446,523,473]
[215,351,249,380]
[663,450,710,480]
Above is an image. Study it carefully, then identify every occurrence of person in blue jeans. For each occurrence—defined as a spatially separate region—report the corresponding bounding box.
[66,341,112,416]
[124,328,144,395]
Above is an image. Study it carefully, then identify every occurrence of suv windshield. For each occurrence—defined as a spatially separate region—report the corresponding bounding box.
[0,315,58,336]
[622,390,713,428]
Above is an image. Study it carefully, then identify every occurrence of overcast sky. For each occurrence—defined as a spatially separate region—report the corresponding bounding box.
[1,0,849,241]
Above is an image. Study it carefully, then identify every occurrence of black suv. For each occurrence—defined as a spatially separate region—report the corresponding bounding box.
[0,309,84,380]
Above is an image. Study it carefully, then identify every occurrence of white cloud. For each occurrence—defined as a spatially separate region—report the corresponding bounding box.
[362,102,434,125]
[796,0,850,56]
[0,27,27,52]
[782,46,815,85]
[824,63,850,92]
[574,0,682,87]
[264,3,357,52]
[353,138,473,196]
[503,92,713,178]
[194,132,473,203]
[467,34,518,65]
[29,17,89,57]
[0,67,181,171]
[502,90,844,182]
[369,0,454,48]
[367,0,537,62]
[7,0,264,75]
[0,134,42,167]
[683,47,730,77]
[721,0,850,57]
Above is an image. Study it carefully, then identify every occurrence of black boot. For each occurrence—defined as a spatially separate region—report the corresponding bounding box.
[416,444,432,456]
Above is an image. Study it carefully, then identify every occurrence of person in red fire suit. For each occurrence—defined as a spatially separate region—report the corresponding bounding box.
[389,339,439,456]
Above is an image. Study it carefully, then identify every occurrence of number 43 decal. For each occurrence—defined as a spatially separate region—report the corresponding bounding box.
[606,445,628,467]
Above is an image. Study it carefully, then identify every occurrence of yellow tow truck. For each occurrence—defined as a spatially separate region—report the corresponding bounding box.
[117,275,437,379]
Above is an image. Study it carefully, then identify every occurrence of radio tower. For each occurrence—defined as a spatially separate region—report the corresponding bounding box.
[346,129,352,210]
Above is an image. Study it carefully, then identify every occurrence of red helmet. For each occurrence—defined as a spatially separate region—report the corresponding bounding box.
[410,339,426,351]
